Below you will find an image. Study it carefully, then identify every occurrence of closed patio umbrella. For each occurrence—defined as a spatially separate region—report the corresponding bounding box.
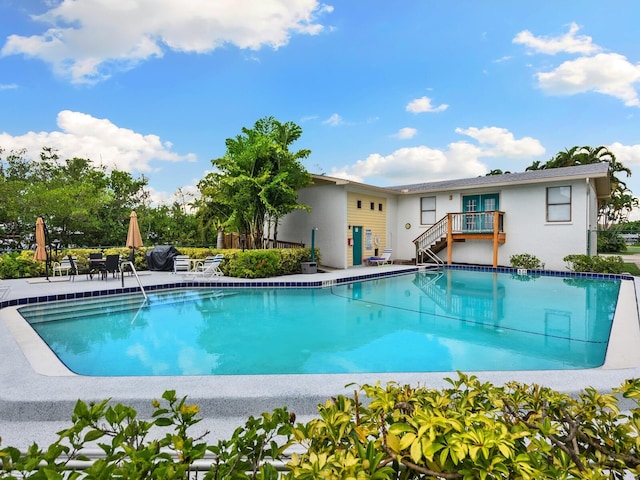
[122,211,143,284]
[126,211,143,249]
[34,216,49,279]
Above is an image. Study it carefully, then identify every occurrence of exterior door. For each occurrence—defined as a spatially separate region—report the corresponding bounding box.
[462,194,499,232]
[352,226,362,265]
[463,195,480,231]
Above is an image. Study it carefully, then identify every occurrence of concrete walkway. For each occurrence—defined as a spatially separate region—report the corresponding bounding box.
[1,265,640,451]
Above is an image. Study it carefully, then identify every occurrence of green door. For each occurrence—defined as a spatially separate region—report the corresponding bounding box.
[462,194,499,232]
[353,226,362,266]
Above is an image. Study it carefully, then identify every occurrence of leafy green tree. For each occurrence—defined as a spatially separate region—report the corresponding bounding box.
[526,145,637,226]
[195,173,234,248]
[0,147,150,249]
[209,116,312,249]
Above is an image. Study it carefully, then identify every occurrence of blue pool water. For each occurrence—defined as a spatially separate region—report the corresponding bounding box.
[18,270,621,376]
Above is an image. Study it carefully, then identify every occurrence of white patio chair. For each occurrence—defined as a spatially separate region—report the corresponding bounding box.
[183,257,223,280]
[369,249,393,266]
[52,256,74,276]
[195,254,224,271]
[173,255,191,274]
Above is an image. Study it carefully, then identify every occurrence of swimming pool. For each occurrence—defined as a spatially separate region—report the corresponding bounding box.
[18,269,622,375]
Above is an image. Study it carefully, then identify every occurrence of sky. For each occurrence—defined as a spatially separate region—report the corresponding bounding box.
[1,0,640,213]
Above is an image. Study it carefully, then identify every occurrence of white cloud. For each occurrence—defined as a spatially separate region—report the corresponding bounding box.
[513,22,601,55]
[322,113,343,126]
[0,110,195,173]
[330,126,543,185]
[394,127,417,139]
[0,83,18,90]
[1,0,333,84]
[406,96,448,113]
[536,53,640,107]
[608,142,640,168]
[455,126,545,157]
[514,23,640,107]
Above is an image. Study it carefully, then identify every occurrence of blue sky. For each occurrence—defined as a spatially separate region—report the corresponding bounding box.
[1,1,640,212]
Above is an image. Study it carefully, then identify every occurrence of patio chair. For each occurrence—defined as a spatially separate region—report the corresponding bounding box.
[104,254,121,279]
[67,255,92,281]
[88,252,106,279]
[173,255,191,274]
[195,254,224,272]
[183,256,223,280]
[367,249,393,266]
[52,256,74,276]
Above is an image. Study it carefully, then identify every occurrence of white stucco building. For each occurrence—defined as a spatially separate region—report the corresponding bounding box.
[278,163,611,271]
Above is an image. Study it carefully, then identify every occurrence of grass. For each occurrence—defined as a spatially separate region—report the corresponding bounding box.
[623,262,640,276]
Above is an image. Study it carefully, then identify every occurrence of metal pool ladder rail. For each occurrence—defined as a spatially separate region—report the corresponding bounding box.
[120,261,147,301]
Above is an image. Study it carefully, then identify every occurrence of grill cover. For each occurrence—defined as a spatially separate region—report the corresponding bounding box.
[145,245,182,271]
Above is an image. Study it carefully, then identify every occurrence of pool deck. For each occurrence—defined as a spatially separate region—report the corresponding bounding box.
[1,265,640,450]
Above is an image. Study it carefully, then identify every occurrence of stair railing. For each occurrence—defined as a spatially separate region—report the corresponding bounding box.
[413,215,448,254]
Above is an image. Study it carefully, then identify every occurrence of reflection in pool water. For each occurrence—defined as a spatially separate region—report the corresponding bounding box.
[19,269,620,376]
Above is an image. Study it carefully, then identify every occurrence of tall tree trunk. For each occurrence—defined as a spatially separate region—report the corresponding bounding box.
[273,216,279,247]
[216,227,225,249]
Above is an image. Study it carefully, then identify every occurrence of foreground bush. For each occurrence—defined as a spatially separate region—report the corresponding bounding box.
[3,373,640,478]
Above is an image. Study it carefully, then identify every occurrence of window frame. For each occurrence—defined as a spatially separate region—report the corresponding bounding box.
[420,196,437,225]
[546,186,572,222]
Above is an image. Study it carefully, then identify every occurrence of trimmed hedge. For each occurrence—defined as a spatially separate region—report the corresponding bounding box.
[0,247,320,279]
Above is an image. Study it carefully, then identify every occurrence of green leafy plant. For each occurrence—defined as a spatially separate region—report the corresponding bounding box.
[598,229,628,253]
[226,250,281,278]
[224,248,319,278]
[564,254,624,274]
[5,376,640,478]
[0,251,43,279]
[509,253,542,270]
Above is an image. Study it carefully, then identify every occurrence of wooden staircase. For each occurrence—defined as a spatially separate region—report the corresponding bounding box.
[413,211,506,267]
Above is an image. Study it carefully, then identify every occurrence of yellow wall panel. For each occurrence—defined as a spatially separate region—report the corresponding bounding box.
[346,192,387,265]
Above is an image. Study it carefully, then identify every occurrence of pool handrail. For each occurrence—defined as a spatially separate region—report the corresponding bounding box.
[120,261,147,301]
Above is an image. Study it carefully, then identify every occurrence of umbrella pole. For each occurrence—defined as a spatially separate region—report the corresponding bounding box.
[44,221,50,281]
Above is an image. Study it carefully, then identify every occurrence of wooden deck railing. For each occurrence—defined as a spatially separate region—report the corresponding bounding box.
[413,211,505,266]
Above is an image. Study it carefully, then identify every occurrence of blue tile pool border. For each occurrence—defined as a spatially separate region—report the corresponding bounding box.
[1,265,633,309]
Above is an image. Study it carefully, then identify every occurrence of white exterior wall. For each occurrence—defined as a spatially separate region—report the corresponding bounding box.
[586,179,598,256]
[395,179,592,270]
[277,185,348,269]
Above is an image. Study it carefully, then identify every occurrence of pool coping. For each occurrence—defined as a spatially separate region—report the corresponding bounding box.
[2,265,640,447]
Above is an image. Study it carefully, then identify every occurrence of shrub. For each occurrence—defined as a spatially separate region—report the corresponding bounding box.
[5,374,640,478]
[226,250,281,278]
[509,253,542,269]
[597,230,627,253]
[0,251,44,279]
[224,248,319,278]
[563,254,624,274]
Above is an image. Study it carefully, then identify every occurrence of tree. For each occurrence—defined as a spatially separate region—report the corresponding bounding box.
[194,173,233,248]
[0,147,150,249]
[526,145,637,227]
[209,117,312,249]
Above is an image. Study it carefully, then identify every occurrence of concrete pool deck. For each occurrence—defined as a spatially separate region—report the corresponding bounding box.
[1,265,640,450]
